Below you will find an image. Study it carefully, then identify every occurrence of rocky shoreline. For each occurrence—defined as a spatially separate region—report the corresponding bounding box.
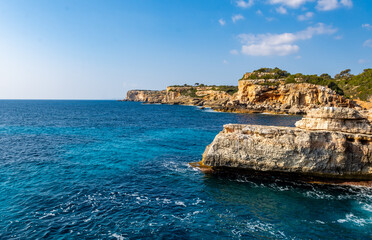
[198,107,372,186]
[125,73,361,115]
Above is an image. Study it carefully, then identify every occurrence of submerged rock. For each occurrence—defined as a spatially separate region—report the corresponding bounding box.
[201,107,372,180]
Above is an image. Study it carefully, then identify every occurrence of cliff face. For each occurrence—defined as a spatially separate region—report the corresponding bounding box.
[126,86,236,107]
[229,80,355,114]
[202,107,372,180]
[126,78,358,113]
[126,90,166,103]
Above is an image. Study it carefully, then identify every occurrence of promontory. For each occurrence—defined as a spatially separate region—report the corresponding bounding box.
[125,68,372,114]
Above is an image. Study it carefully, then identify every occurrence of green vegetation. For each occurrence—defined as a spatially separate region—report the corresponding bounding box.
[241,67,371,101]
[334,68,372,101]
[254,67,290,78]
[179,88,198,98]
[169,67,372,101]
[213,85,238,95]
[168,84,238,97]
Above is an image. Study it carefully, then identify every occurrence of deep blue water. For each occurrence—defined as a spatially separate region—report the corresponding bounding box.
[0,100,371,239]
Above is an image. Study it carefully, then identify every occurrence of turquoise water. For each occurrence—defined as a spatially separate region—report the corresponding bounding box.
[0,100,371,239]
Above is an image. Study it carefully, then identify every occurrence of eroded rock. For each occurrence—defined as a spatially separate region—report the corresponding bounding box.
[201,107,372,180]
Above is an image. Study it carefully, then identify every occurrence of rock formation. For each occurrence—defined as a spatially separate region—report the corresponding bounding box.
[126,86,236,108]
[126,90,166,103]
[125,71,359,114]
[201,107,372,180]
[227,80,355,114]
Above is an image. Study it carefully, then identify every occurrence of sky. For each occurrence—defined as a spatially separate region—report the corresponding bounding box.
[0,0,371,99]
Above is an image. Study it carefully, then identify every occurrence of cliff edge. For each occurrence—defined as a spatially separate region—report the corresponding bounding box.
[125,69,363,114]
[201,107,372,181]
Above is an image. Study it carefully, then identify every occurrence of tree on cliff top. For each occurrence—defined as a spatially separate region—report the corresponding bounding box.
[253,67,289,78]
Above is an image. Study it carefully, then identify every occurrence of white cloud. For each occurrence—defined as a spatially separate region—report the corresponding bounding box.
[223,60,229,64]
[232,14,245,23]
[334,35,343,40]
[276,6,288,14]
[297,12,314,21]
[363,39,372,48]
[362,24,372,30]
[236,0,254,8]
[256,9,263,15]
[316,0,353,11]
[268,0,353,10]
[218,18,226,26]
[317,0,338,10]
[340,0,353,8]
[230,49,239,55]
[268,0,313,8]
[358,59,368,64]
[239,23,337,56]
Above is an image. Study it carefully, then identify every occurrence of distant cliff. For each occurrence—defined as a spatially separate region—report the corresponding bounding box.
[126,72,360,114]
[126,85,238,108]
[126,90,166,102]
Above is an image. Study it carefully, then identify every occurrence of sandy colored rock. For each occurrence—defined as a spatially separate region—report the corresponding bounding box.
[202,107,372,180]
[295,107,372,134]
[125,74,361,114]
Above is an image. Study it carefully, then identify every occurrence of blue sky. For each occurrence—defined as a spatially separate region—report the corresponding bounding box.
[0,0,371,99]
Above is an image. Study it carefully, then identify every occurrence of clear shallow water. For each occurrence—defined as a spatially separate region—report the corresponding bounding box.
[0,100,371,239]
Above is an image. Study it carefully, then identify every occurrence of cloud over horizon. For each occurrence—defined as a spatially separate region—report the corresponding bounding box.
[268,0,313,8]
[232,14,245,23]
[317,0,353,11]
[238,23,337,56]
[236,0,254,8]
[267,0,353,11]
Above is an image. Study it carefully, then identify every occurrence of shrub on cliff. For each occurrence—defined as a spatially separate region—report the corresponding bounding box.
[334,68,372,101]
[216,86,238,95]
[242,67,371,101]
[180,88,198,98]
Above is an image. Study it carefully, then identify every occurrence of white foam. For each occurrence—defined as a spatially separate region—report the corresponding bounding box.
[362,203,372,212]
[110,233,127,240]
[175,201,186,207]
[39,212,56,219]
[337,213,371,226]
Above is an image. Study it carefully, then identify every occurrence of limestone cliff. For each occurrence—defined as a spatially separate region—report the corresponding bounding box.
[126,86,237,107]
[201,107,372,180]
[126,90,166,103]
[220,80,355,114]
[126,72,358,114]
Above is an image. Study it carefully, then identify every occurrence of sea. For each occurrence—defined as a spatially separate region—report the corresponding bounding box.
[0,100,371,239]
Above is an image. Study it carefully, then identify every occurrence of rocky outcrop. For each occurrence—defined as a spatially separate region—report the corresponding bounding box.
[126,90,166,103]
[126,86,236,107]
[201,107,372,180]
[220,81,355,114]
[295,107,372,134]
[126,75,358,114]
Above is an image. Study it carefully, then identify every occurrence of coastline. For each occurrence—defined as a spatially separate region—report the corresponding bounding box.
[190,161,372,187]
[197,108,372,186]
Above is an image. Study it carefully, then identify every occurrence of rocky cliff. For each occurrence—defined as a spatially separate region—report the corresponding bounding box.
[126,72,359,114]
[126,90,166,103]
[225,80,355,114]
[126,86,237,107]
[201,107,372,181]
